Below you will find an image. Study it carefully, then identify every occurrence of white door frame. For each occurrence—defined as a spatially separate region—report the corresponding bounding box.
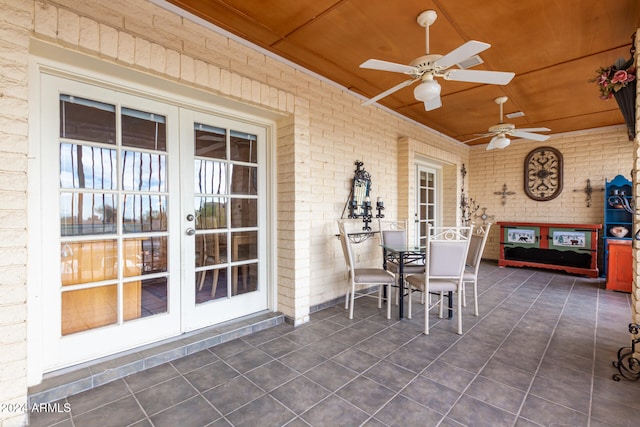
[27,51,277,384]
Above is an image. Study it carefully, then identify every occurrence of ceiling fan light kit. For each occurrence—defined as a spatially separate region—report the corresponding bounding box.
[413,77,441,101]
[487,135,511,150]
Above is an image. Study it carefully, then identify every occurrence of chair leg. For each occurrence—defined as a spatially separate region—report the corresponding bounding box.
[349,283,356,319]
[473,280,479,316]
[438,292,445,318]
[345,284,350,310]
[378,285,383,309]
[210,268,219,297]
[424,295,429,335]
[386,284,391,319]
[457,287,463,335]
[198,270,207,291]
[408,284,412,319]
[461,282,467,307]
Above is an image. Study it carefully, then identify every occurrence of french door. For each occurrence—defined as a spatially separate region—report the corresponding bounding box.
[415,164,439,245]
[38,74,267,371]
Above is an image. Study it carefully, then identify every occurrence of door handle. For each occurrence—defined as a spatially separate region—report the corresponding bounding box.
[185,228,195,236]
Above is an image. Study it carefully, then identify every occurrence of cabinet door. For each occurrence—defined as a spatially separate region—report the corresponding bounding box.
[503,226,540,248]
[548,228,590,253]
[606,241,632,292]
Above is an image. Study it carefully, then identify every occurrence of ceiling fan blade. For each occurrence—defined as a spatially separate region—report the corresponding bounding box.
[509,130,550,141]
[462,133,493,143]
[513,127,551,132]
[362,79,418,105]
[360,59,416,74]
[445,69,515,85]
[423,96,442,111]
[434,40,490,69]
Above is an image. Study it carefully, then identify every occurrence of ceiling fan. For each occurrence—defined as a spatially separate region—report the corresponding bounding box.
[359,10,515,111]
[466,96,551,150]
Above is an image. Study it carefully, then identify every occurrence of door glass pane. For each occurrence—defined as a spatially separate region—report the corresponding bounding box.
[233,263,257,296]
[230,131,257,163]
[60,95,116,144]
[195,160,227,195]
[195,197,227,230]
[60,240,118,286]
[60,193,117,236]
[231,231,257,262]
[230,165,257,195]
[122,194,167,232]
[127,277,168,320]
[62,285,117,335]
[122,151,167,192]
[121,108,166,151]
[231,199,257,228]
[60,143,117,189]
[195,124,225,159]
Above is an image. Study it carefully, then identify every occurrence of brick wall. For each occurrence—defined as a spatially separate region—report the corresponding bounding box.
[0,0,31,425]
[468,127,634,260]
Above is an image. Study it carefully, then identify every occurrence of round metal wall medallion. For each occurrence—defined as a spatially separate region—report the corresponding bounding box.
[525,146,563,201]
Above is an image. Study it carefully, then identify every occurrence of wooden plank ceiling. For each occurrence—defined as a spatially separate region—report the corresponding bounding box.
[167,0,639,146]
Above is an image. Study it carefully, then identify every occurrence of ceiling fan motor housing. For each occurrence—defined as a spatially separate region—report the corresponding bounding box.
[488,123,515,133]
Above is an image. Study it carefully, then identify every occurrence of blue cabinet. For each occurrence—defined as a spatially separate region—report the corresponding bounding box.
[603,175,633,277]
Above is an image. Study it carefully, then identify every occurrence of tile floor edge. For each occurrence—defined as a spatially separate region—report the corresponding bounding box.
[28,312,285,406]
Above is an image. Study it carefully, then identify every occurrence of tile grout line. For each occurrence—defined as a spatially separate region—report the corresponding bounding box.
[508,277,582,426]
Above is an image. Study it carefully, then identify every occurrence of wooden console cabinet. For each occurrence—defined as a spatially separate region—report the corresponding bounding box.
[498,222,601,278]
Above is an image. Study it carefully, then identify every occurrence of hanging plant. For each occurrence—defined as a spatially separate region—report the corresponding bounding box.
[590,33,637,141]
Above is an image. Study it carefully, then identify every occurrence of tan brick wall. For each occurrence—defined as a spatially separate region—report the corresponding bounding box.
[468,127,634,261]
[0,0,31,425]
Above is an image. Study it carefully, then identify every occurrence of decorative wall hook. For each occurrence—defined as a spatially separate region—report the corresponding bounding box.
[572,179,604,208]
[460,163,480,225]
[494,183,515,206]
[474,208,495,225]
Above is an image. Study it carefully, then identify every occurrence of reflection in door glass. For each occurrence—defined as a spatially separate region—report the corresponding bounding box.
[230,165,257,195]
[121,108,166,151]
[122,151,166,192]
[60,95,116,144]
[60,143,117,189]
[230,131,257,163]
[122,194,167,232]
[60,193,117,236]
[195,124,225,159]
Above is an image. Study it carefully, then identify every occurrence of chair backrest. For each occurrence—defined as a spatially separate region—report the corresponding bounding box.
[378,219,409,246]
[426,225,473,279]
[337,220,355,273]
[465,223,492,270]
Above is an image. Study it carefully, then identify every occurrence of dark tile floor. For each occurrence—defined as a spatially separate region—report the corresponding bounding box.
[29,262,640,426]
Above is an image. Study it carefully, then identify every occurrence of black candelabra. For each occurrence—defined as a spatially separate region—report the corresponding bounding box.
[612,323,640,382]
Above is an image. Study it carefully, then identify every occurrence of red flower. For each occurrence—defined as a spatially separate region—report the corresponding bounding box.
[611,70,628,84]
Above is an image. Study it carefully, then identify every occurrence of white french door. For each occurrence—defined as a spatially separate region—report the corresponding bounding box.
[37,74,268,371]
[180,110,267,331]
[415,164,439,245]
